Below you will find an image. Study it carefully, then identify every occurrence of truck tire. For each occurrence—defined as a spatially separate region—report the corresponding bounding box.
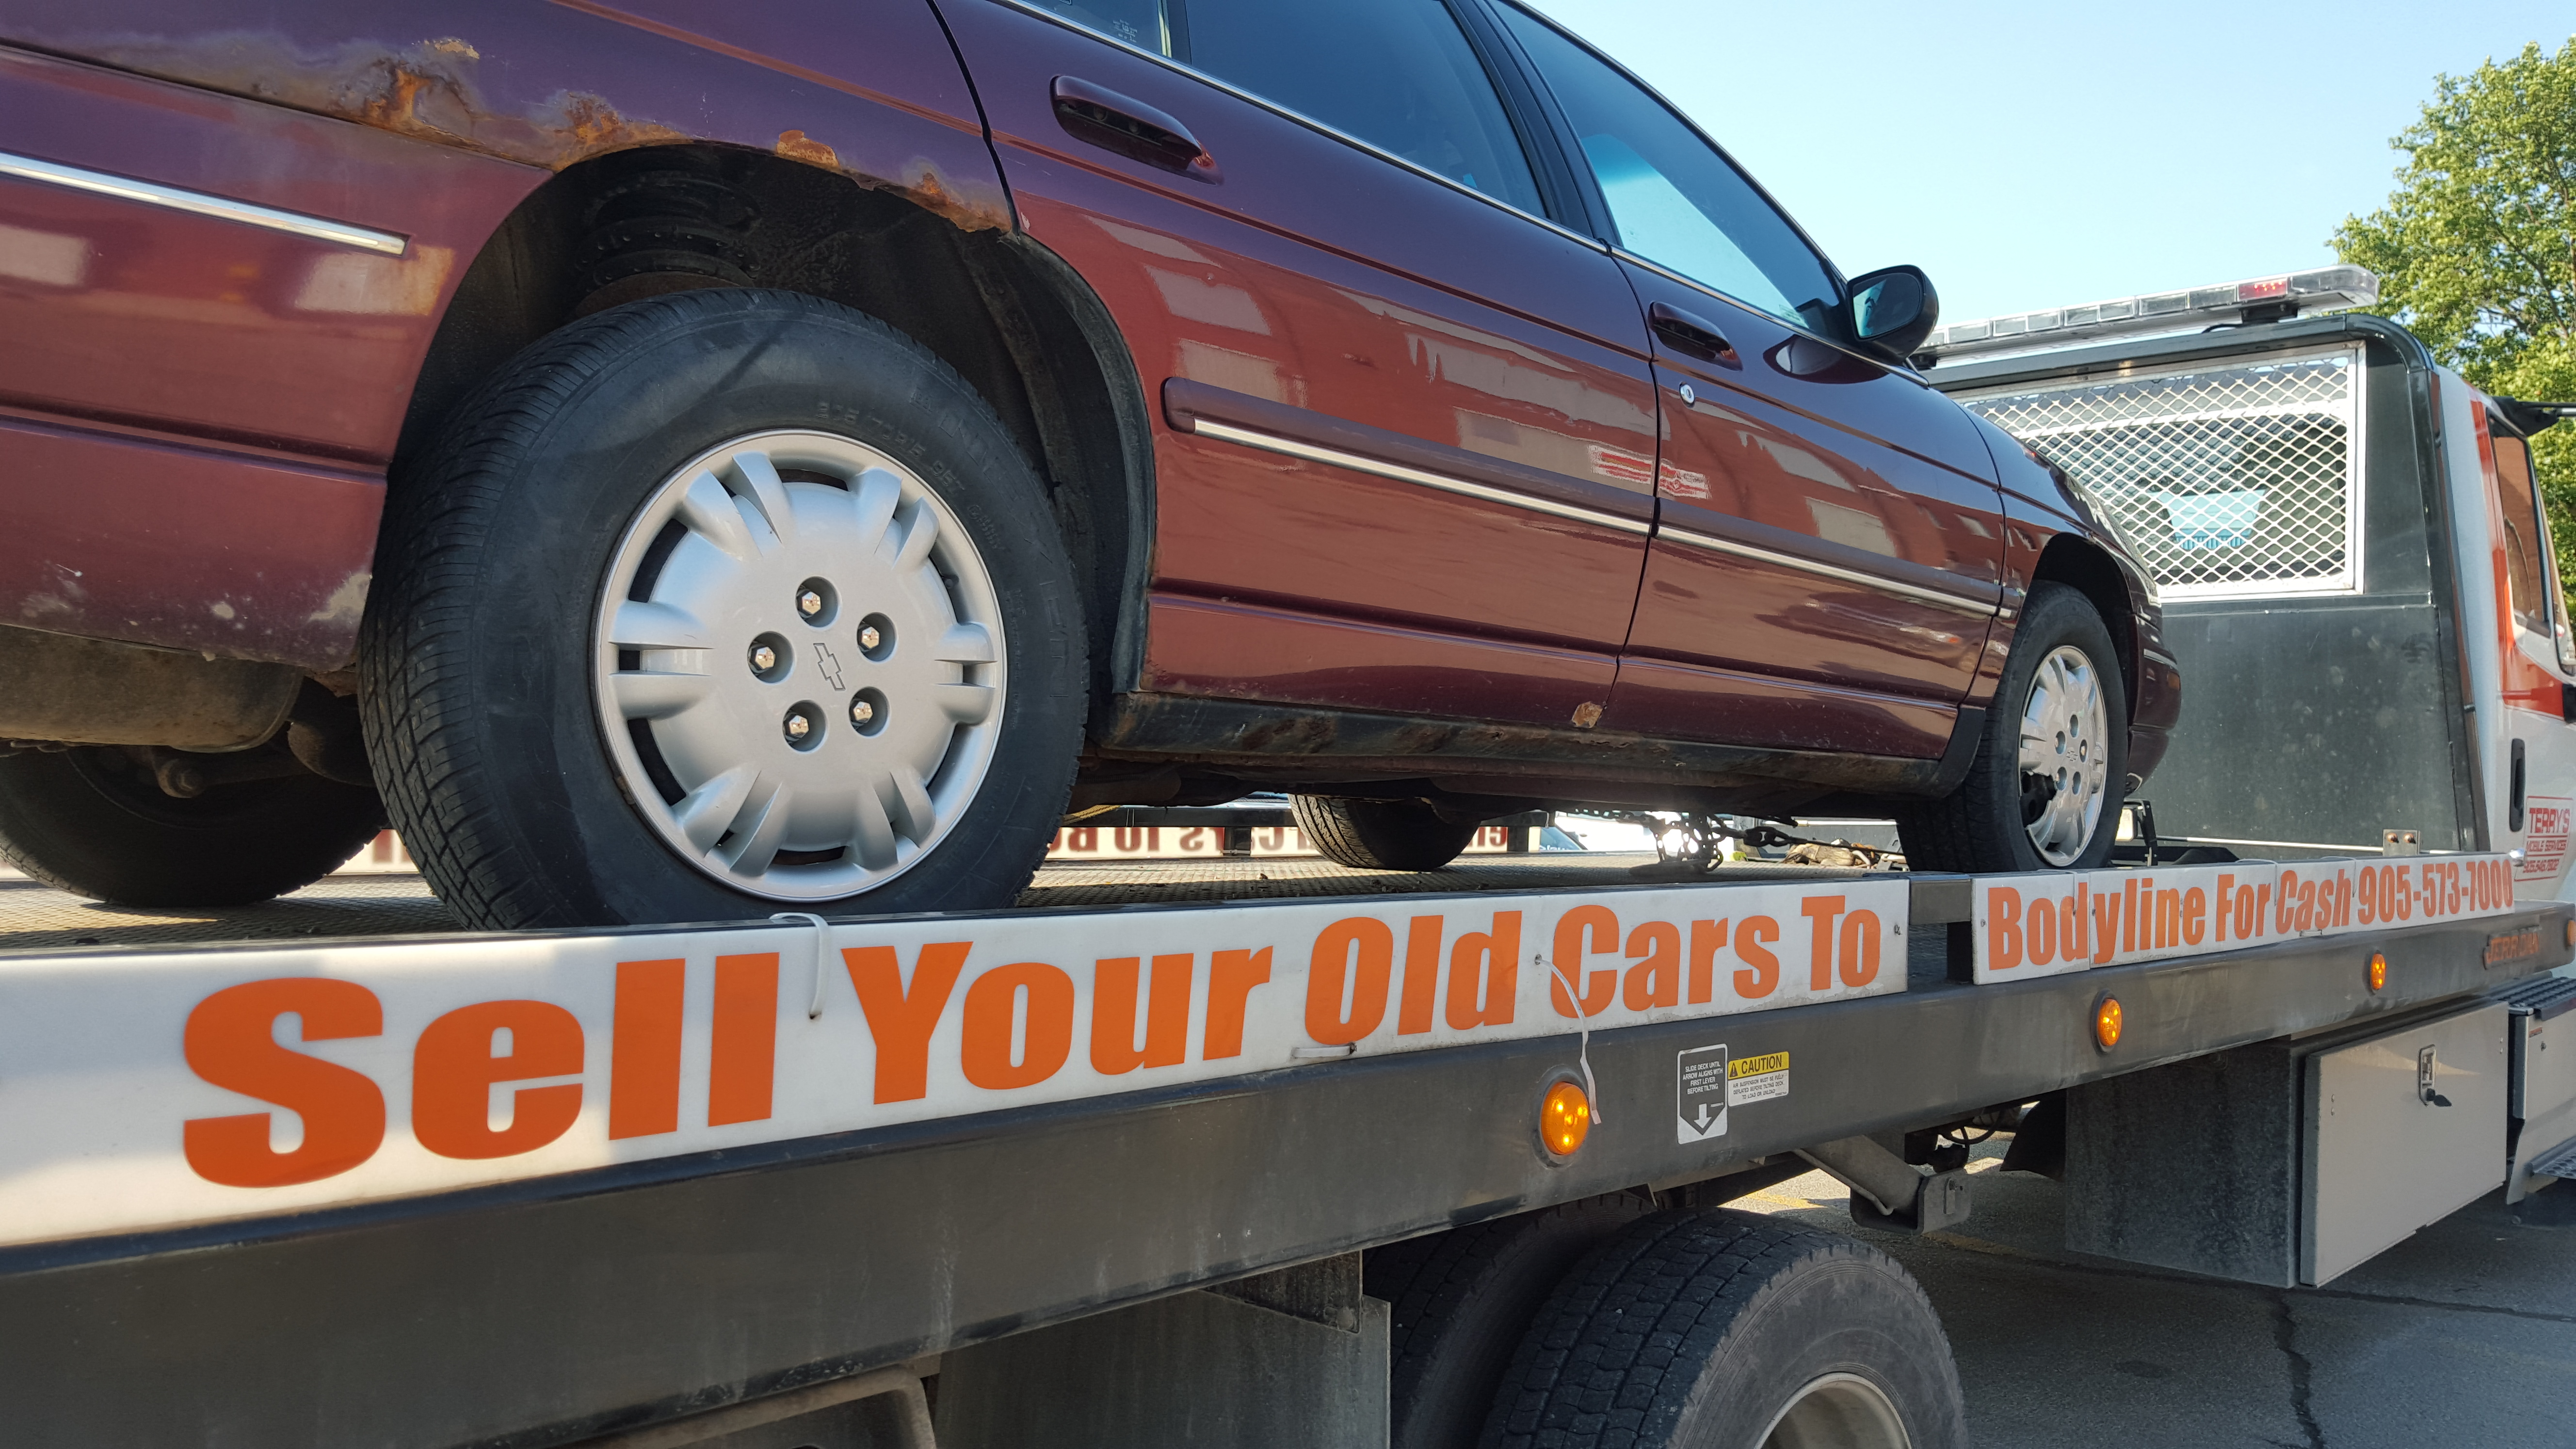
[1899,580,2127,873]
[1481,1208,1964,1449]
[1365,1194,1658,1449]
[1292,795,1479,871]
[361,290,1085,930]
[0,747,382,907]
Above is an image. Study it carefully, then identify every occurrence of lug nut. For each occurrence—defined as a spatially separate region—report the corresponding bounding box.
[799,589,825,618]
[784,712,812,742]
[750,643,778,674]
[851,697,876,726]
[858,625,882,652]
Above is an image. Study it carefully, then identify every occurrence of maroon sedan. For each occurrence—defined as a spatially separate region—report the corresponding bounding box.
[0,0,2175,926]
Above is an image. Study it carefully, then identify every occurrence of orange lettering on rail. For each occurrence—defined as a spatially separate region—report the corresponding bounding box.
[1307,918,1395,1046]
[413,1000,584,1160]
[709,952,779,1127]
[961,962,1076,1090]
[183,978,386,1188]
[609,959,685,1140]
[843,942,971,1103]
[1203,947,1272,1060]
[1092,954,1192,1074]
[1551,905,1619,1018]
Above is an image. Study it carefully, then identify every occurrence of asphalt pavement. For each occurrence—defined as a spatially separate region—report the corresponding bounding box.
[1744,1141,2576,1449]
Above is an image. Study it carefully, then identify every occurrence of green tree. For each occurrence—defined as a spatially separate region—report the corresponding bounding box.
[2335,37,2576,567]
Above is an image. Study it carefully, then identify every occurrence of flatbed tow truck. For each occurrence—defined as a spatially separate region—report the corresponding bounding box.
[0,838,2562,1449]
[9,269,2576,1449]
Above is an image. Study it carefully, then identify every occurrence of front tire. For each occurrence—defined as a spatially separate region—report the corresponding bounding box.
[0,748,382,907]
[1900,581,2127,873]
[1481,1208,1965,1449]
[362,290,1086,929]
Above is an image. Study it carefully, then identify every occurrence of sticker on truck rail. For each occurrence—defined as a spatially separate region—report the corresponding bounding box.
[2522,799,2571,884]
[1672,1045,1790,1143]
[1969,854,2519,983]
[0,877,1903,1248]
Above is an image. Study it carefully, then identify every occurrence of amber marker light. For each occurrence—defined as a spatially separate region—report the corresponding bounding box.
[1540,1080,1592,1157]
[2092,995,2124,1053]
[2564,918,2575,949]
[2367,952,2388,993]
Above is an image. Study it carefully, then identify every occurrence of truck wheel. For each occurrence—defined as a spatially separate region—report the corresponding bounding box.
[1481,1208,1964,1449]
[362,290,1085,930]
[1365,1194,1657,1449]
[1292,795,1479,870]
[0,748,382,907]
[1899,580,2126,873]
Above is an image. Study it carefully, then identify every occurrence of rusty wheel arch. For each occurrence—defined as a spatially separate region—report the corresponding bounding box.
[390,140,1154,715]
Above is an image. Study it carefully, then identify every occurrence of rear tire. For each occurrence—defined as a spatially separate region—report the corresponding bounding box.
[0,748,382,907]
[361,290,1085,930]
[1899,580,2127,873]
[1480,1208,1965,1449]
[1366,1194,1658,1449]
[1292,795,1479,871]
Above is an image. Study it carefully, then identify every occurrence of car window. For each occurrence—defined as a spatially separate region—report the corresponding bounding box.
[1021,0,1544,214]
[1496,5,1838,330]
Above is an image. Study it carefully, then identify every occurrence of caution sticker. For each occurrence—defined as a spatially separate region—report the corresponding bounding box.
[1676,1045,1728,1143]
[1727,1050,1789,1105]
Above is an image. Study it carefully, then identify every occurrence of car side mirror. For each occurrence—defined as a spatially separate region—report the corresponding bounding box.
[1843,265,1939,364]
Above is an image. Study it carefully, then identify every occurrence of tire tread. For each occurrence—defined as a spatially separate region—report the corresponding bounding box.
[1480,1209,1957,1449]
[1291,795,1479,871]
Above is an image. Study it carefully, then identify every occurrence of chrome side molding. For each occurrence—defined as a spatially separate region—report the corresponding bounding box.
[0,151,409,256]
[1190,418,1654,536]
[1660,526,1996,615]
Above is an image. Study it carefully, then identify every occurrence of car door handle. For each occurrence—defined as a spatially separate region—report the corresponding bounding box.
[1052,76,1222,182]
[1649,302,1738,364]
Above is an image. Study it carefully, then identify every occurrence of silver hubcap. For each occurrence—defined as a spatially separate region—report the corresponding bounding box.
[1759,1371,1912,1449]
[2017,643,2109,867]
[593,430,1005,901]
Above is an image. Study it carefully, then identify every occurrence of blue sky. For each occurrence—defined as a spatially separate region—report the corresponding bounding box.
[1522,1,2574,323]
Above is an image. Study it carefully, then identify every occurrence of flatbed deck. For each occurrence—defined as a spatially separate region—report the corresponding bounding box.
[0,852,1833,951]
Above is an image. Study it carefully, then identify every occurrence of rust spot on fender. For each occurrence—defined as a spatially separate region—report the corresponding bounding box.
[774,129,838,168]
[894,162,1013,233]
[32,29,1015,230]
[1235,714,1336,754]
[57,32,683,169]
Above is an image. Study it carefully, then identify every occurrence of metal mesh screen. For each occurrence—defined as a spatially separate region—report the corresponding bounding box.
[1956,348,2362,599]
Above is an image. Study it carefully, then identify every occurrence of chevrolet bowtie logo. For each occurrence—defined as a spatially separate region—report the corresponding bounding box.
[812,641,846,692]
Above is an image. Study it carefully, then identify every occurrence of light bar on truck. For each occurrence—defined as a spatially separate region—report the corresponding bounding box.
[1923,266,2381,360]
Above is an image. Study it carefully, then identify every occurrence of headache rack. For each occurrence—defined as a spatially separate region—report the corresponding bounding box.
[1952,344,2365,601]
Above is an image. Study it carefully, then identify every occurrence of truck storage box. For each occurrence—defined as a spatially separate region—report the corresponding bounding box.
[2500,974,2576,1202]
[2069,999,2507,1286]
